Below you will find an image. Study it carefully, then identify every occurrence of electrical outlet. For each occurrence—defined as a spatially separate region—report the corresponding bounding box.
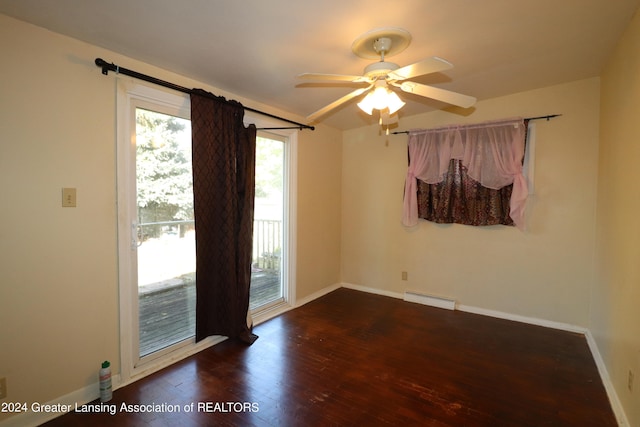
[628,370,634,393]
[401,271,408,281]
[62,187,77,207]
[0,377,7,399]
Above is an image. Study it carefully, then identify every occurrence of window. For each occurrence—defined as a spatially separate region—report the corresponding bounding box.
[403,118,528,230]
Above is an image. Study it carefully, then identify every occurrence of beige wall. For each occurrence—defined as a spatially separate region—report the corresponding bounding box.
[0,16,120,422]
[594,8,640,425]
[0,14,341,423]
[296,124,343,299]
[342,77,601,327]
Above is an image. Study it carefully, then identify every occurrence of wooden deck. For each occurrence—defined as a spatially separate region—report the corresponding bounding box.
[139,271,280,356]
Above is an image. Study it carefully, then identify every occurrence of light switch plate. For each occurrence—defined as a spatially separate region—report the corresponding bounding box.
[62,188,77,207]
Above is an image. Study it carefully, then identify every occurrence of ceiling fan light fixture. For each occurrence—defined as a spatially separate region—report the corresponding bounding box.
[371,86,391,110]
[357,86,405,115]
[356,93,375,115]
[386,91,405,115]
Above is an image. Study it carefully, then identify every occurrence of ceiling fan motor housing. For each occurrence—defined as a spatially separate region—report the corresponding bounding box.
[364,61,400,79]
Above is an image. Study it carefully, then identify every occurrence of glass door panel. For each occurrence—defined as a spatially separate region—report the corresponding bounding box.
[250,135,285,310]
[135,108,195,357]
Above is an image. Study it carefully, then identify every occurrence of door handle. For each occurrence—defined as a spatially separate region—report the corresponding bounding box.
[131,221,138,250]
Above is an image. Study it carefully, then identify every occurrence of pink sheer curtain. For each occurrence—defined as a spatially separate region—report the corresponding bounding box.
[403,118,527,229]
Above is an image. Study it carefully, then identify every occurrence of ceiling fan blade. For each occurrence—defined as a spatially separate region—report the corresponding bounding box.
[307,85,373,122]
[387,56,453,81]
[298,73,371,83]
[399,81,476,108]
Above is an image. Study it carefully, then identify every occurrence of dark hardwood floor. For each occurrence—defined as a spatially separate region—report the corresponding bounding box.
[44,288,617,426]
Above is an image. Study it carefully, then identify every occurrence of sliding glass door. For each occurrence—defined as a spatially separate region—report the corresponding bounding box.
[117,82,296,381]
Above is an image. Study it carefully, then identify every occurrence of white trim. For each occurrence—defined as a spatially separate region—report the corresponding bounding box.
[455,304,587,334]
[0,336,223,427]
[115,78,138,382]
[341,283,585,333]
[341,282,403,300]
[118,336,225,387]
[404,291,456,310]
[523,121,536,194]
[0,374,121,427]
[286,130,298,311]
[245,115,299,324]
[252,302,295,325]
[294,283,342,308]
[584,330,629,426]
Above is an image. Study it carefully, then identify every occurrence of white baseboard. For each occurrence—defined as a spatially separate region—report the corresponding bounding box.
[252,302,295,326]
[455,304,588,334]
[294,283,342,308]
[404,291,456,310]
[0,374,121,427]
[584,330,629,426]
[341,282,403,300]
[121,335,225,389]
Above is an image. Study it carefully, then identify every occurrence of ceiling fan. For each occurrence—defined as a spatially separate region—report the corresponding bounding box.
[298,28,476,123]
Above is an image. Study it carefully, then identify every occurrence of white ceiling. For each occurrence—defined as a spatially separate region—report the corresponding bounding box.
[1,0,638,130]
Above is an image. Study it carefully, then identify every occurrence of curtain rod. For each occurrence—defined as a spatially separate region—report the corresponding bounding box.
[390,114,561,135]
[95,58,315,131]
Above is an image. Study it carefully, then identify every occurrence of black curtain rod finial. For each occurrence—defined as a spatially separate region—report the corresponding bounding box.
[95,58,110,75]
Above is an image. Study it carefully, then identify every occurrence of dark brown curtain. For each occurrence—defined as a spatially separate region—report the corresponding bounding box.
[190,89,258,344]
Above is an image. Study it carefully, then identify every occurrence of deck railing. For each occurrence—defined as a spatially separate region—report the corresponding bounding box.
[138,218,281,270]
[252,219,281,272]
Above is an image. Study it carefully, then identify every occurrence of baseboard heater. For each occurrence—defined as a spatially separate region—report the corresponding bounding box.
[403,291,456,310]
